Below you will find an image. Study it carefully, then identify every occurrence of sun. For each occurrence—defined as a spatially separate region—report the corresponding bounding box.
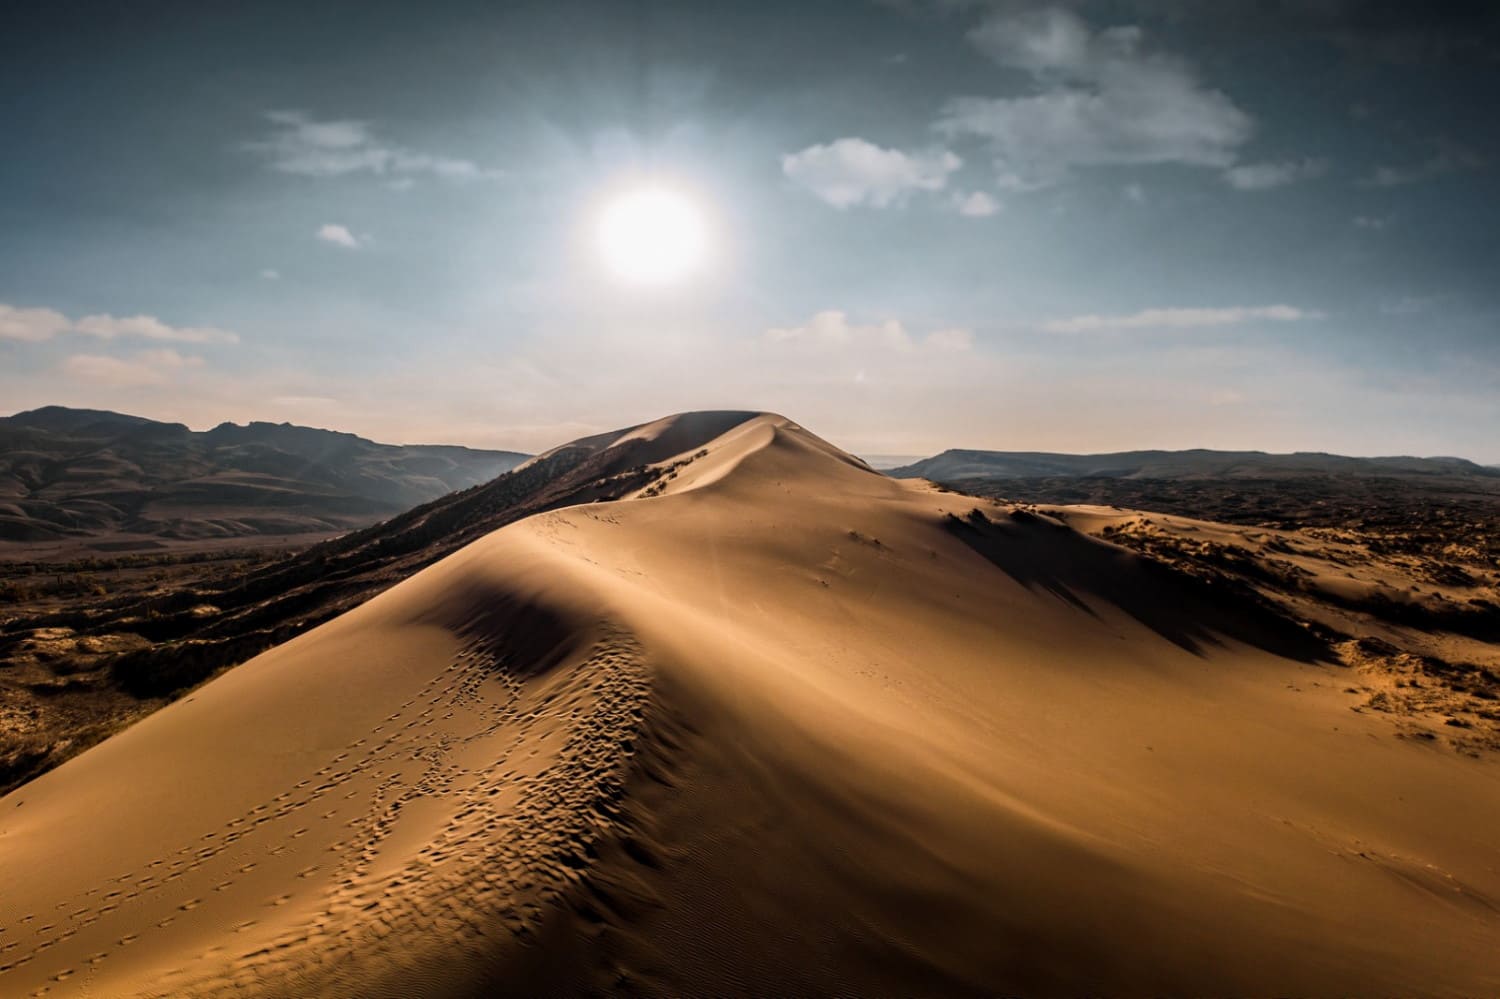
[597,185,708,286]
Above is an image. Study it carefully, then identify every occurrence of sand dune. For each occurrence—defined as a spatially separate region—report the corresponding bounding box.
[3,413,1499,996]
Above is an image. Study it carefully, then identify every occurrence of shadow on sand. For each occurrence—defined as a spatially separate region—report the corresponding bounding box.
[945,508,1328,663]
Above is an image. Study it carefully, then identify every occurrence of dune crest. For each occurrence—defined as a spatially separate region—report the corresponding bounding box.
[3,412,1499,996]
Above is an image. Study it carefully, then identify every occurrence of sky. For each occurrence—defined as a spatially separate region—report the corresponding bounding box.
[2,0,1498,460]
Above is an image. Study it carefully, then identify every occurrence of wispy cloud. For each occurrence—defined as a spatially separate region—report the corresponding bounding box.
[75,313,239,344]
[937,6,1253,189]
[61,349,204,387]
[247,110,501,183]
[1359,145,1483,187]
[954,190,1001,217]
[1223,158,1328,190]
[766,309,973,352]
[0,304,72,342]
[1043,305,1322,334]
[0,303,239,344]
[782,138,961,209]
[316,224,361,249]
[1380,295,1436,316]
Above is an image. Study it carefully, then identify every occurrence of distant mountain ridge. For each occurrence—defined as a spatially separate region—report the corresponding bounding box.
[0,406,528,542]
[888,447,1498,481]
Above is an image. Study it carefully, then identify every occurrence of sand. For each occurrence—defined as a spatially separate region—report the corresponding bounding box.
[2,413,1499,996]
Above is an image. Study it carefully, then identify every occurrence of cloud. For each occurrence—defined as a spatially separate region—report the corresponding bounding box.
[954,190,1001,217]
[61,349,203,387]
[1208,388,1247,406]
[966,4,1097,73]
[922,327,975,351]
[782,138,961,209]
[0,303,239,344]
[936,6,1253,188]
[766,309,973,352]
[247,110,501,182]
[0,304,72,342]
[269,394,338,409]
[1359,146,1483,187]
[1353,215,1390,230]
[75,313,239,344]
[1223,158,1328,190]
[317,223,361,249]
[1043,305,1322,333]
[1380,295,1435,316]
[260,268,281,280]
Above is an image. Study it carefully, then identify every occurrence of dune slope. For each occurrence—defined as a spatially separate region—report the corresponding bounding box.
[2,414,1499,997]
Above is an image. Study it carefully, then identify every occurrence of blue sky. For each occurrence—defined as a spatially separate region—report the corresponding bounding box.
[1,0,1497,459]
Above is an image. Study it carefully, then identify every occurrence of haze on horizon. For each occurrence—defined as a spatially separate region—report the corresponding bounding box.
[1,1,1497,461]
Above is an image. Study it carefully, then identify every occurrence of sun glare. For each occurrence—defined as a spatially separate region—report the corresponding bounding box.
[597,186,707,286]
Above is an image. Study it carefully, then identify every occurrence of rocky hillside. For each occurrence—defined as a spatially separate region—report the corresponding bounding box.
[0,406,528,542]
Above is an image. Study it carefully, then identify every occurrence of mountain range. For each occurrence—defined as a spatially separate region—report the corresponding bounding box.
[888,447,1497,481]
[0,406,527,543]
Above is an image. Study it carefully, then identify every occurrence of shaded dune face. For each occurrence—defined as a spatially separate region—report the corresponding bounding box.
[2,414,1499,997]
[943,507,1328,661]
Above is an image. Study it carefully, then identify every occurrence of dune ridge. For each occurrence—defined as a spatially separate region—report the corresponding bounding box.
[2,413,1499,996]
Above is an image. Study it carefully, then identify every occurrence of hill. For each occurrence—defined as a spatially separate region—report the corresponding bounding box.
[889,446,1497,481]
[1,412,1498,996]
[0,406,528,543]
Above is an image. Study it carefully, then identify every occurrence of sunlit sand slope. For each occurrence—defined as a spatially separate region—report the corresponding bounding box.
[3,414,1499,997]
